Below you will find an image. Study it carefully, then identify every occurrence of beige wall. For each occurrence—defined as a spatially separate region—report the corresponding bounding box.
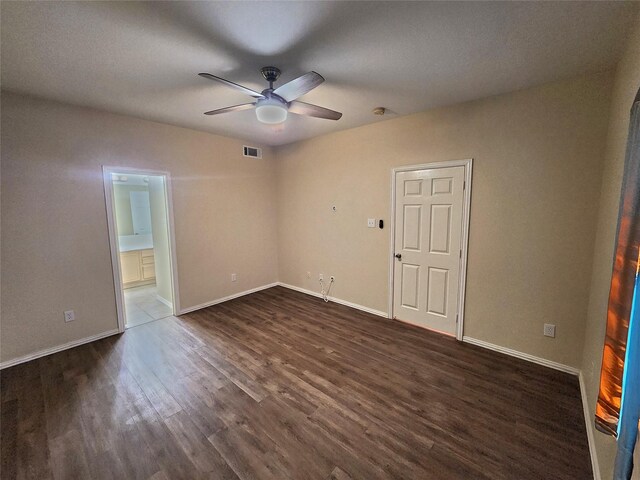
[0,92,278,364]
[113,183,148,236]
[0,72,618,373]
[148,175,172,304]
[276,71,613,368]
[580,12,640,480]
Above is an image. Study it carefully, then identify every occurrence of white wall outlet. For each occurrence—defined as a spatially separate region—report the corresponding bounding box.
[319,273,324,281]
[367,218,376,228]
[543,323,556,338]
[306,271,311,279]
[231,273,237,282]
[64,310,75,323]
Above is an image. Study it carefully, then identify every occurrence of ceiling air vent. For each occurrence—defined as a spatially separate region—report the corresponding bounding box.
[243,146,262,158]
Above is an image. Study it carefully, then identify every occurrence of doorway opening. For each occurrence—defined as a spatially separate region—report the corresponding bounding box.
[389,159,472,340]
[103,167,180,331]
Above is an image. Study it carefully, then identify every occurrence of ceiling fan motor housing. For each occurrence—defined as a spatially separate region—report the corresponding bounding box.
[261,66,281,84]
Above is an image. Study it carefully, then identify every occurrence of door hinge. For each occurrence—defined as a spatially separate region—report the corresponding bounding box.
[463,180,466,190]
[456,314,459,324]
[459,249,462,258]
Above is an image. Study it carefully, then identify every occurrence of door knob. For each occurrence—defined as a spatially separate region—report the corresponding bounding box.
[395,253,402,260]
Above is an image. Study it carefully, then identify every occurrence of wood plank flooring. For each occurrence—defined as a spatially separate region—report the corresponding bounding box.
[1,286,592,479]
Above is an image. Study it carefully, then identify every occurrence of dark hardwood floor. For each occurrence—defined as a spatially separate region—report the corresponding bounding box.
[1,286,592,479]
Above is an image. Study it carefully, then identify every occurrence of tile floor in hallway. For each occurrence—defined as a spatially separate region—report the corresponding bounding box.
[124,284,173,328]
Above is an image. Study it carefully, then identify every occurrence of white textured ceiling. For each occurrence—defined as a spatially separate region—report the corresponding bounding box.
[1,1,637,146]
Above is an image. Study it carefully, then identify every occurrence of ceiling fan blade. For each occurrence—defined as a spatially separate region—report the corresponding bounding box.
[273,72,324,102]
[288,101,342,120]
[204,103,256,116]
[199,73,264,98]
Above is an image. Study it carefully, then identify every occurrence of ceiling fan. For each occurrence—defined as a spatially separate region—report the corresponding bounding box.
[198,67,342,125]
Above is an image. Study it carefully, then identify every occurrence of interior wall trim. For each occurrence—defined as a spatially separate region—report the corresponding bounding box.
[0,329,120,370]
[156,295,173,309]
[579,371,602,480]
[277,282,389,318]
[462,336,580,375]
[179,282,280,315]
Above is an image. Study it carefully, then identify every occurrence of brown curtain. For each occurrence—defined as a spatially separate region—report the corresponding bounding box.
[596,90,640,437]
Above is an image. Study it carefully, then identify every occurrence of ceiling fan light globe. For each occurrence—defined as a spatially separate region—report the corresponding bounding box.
[255,98,288,124]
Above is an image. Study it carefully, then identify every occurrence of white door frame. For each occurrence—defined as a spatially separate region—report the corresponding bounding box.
[102,166,181,332]
[388,159,473,341]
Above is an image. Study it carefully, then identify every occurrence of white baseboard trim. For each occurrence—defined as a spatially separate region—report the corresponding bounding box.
[277,282,389,318]
[579,371,601,480]
[156,294,173,309]
[462,336,580,375]
[179,282,279,315]
[0,329,120,370]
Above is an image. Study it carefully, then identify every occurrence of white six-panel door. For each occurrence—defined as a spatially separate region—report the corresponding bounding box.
[393,166,465,335]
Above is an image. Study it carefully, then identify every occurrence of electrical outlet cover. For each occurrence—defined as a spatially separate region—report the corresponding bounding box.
[64,310,75,322]
[543,323,556,338]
